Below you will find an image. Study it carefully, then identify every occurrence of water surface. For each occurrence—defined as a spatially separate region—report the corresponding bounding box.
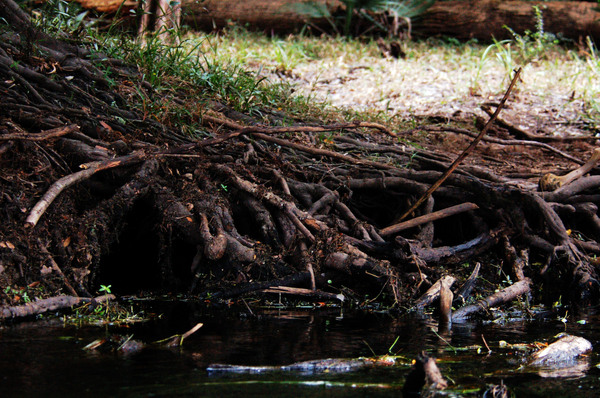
[1,301,599,397]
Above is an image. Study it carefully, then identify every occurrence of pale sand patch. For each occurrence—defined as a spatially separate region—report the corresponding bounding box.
[260,50,598,137]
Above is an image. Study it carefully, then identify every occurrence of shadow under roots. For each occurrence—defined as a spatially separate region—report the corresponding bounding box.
[95,198,162,295]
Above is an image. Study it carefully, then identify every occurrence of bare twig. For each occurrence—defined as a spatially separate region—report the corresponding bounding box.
[398,67,522,221]
[202,113,394,136]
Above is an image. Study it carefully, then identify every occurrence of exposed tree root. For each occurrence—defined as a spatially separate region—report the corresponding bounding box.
[1,5,599,320]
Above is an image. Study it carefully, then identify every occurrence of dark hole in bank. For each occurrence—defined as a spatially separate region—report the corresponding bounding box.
[96,198,162,295]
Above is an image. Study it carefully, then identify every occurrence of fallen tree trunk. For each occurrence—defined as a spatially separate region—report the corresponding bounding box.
[413,0,600,42]
[179,0,600,42]
[70,0,600,42]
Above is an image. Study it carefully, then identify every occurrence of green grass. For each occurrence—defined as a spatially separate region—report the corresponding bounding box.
[29,1,600,133]
[189,27,599,129]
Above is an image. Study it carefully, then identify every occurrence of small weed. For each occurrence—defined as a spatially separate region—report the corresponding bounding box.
[3,283,44,305]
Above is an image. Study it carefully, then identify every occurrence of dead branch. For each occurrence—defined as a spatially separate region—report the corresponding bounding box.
[25,151,145,227]
[202,113,394,136]
[426,125,584,165]
[252,132,397,171]
[380,202,479,236]
[0,294,114,319]
[481,104,597,143]
[539,148,600,191]
[451,278,531,321]
[542,176,600,203]
[398,67,521,221]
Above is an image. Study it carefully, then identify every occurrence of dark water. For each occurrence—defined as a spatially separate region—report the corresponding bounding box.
[1,301,600,397]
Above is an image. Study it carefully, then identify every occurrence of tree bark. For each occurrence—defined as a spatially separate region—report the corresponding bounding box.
[69,0,600,42]
[181,0,343,33]
[413,0,600,42]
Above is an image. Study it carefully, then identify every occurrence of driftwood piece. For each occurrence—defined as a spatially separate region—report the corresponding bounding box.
[0,294,114,319]
[452,279,531,321]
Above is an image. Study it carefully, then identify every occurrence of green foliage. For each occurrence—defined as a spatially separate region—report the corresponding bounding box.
[476,5,564,84]
[292,0,435,37]
[99,284,112,294]
[502,6,561,64]
[32,0,90,35]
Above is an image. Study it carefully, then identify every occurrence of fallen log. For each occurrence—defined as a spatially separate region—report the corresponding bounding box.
[0,294,114,319]
[413,0,600,42]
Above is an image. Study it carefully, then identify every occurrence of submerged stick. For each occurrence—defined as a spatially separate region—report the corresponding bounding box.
[398,67,522,221]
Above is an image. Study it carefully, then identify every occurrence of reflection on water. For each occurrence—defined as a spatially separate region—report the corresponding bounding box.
[0,301,599,397]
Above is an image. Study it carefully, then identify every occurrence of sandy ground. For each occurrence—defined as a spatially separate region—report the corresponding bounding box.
[262,49,598,138]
